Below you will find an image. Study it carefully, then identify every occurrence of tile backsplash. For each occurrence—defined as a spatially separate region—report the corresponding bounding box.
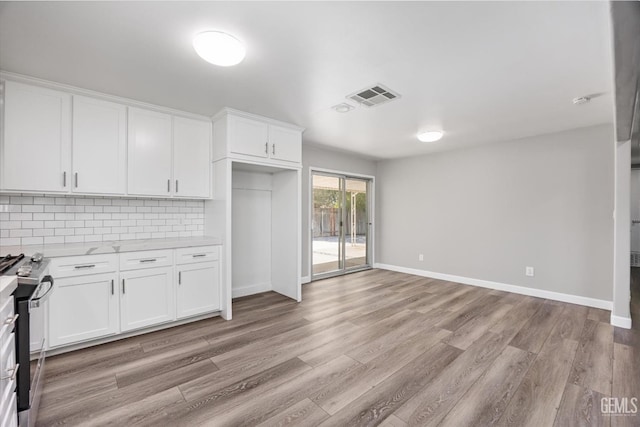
[0,194,205,247]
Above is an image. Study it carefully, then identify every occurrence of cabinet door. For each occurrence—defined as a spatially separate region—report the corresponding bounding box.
[72,96,126,195]
[269,125,301,163]
[120,267,174,332]
[128,107,173,196]
[2,81,71,192]
[48,273,118,347]
[177,262,220,319]
[173,117,211,198]
[228,115,269,159]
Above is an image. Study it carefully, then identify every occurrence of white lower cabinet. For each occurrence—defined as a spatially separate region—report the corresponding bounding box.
[0,391,17,427]
[48,246,221,350]
[48,273,119,347]
[177,262,220,319]
[1,287,18,427]
[120,267,174,332]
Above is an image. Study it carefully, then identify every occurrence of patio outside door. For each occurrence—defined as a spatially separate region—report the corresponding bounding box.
[312,172,371,279]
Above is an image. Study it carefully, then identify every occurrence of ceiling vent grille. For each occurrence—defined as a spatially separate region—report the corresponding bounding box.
[347,84,401,107]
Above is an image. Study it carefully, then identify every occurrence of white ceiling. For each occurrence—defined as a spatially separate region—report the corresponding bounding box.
[0,1,614,159]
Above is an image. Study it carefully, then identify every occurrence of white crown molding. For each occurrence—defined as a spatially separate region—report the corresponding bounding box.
[211,107,305,132]
[0,70,211,121]
[373,263,613,311]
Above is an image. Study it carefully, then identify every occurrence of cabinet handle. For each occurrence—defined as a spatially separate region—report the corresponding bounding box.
[192,254,206,258]
[178,271,181,285]
[176,180,179,193]
[63,171,67,187]
[265,142,269,154]
[272,144,276,155]
[167,179,171,193]
[111,279,114,295]
[75,172,78,188]
[74,264,95,270]
[3,313,18,327]
[139,258,157,263]
[1,363,19,381]
[122,279,125,294]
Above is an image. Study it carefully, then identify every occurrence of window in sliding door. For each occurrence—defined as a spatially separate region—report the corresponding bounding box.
[312,172,371,279]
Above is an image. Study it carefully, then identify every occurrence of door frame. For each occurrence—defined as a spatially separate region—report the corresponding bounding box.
[309,167,375,281]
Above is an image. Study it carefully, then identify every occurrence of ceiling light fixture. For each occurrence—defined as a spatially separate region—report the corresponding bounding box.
[193,31,246,66]
[417,130,444,142]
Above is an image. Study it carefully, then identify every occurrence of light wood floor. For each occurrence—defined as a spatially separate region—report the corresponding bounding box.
[38,269,640,426]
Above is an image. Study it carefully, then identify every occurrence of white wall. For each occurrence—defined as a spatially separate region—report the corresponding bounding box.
[376,124,615,303]
[613,139,632,324]
[610,1,639,327]
[611,1,640,141]
[232,170,273,297]
[301,145,377,280]
[630,169,640,252]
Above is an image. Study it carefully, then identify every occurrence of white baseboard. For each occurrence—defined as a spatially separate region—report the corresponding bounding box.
[611,314,632,329]
[301,275,311,285]
[374,263,613,311]
[232,282,272,298]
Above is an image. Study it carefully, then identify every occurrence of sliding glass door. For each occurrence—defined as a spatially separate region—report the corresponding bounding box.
[312,172,371,278]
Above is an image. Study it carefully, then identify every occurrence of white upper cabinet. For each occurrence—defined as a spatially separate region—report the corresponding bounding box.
[1,78,212,199]
[269,124,302,163]
[228,115,270,159]
[72,96,126,195]
[2,81,71,192]
[213,109,303,166]
[173,116,211,198]
[127,107,173,196]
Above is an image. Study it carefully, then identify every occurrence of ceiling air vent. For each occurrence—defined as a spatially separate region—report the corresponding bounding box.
[347,84,401,107]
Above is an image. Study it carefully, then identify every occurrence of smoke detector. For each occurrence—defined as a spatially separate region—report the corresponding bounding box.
[572,96,591,105]
[347,84,401,107]
[332,103,355,113]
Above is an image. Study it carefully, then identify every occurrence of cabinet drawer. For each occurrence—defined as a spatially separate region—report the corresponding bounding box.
[1,332,15,365]
[0,297,16,339]
[50,254,118,278]
[0,383,17,427]
[1,332,16,393]
[175,246,219,265]
[119,250,173,271]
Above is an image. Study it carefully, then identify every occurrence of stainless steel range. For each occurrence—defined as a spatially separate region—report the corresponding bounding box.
[0,253,53,427]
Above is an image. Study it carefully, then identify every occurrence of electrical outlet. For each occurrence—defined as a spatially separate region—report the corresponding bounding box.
[419,254,424,261]
[525,266,534,277]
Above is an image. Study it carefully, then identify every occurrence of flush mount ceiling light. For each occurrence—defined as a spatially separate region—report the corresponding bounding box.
[332,103,355,113]
[193,31,246,66]
[417,130,444,142]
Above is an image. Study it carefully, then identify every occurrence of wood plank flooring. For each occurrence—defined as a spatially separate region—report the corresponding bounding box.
[38,269,640,426]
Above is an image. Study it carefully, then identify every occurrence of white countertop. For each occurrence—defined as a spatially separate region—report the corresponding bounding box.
[0,276,18,304]
[1,236,222,258]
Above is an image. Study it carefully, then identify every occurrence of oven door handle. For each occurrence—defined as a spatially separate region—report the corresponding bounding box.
[30,275,54,309]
